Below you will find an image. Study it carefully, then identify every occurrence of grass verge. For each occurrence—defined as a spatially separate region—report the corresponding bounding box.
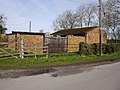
[0,52,120,70]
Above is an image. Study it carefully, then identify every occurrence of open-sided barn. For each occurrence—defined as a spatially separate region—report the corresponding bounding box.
[51,26,107,52]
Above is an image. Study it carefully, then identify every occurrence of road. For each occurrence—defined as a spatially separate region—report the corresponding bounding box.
[0,62,120,90]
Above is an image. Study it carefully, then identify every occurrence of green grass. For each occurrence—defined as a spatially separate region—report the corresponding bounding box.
[0,52,120,70]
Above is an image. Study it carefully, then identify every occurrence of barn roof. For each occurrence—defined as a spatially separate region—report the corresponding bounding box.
[51,26,99,36]
[7,31,45,35]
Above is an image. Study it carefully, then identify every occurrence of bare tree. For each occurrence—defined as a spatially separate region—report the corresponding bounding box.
[53,0,120,37]
[75,5,86,28]
[83,3,97,27]
[53,10,77,31]
[107,0,120,14]
[102,0,120,42]
[116,27,120,41]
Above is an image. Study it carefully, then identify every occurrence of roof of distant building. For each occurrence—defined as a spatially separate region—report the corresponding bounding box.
[7,31,45,35]
[51,26,99,36]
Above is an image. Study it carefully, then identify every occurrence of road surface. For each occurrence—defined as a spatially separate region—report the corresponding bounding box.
[0,62,120,90]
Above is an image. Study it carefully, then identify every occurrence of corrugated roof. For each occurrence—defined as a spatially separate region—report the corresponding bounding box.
[51,26,99,36]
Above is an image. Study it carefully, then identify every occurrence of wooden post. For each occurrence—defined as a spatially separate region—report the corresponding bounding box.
[45,41,49,58]
[20,37,24,59]
[98,0,102,55]
[46,45,48,58]
[85,33,88,44]
[34,43,37,58]
[15,34,18,52]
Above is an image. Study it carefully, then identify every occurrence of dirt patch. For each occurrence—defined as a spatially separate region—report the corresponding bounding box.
[0,68,56,79]
[0,59,120,79]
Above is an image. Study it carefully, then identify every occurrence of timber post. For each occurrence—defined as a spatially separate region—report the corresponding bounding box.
[20,37,24,59]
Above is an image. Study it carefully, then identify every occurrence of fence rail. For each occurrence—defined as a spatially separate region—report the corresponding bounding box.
[0,37,48,59]
[0,36,81,59]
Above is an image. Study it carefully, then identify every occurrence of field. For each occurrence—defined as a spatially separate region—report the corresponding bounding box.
[0,52,120,70]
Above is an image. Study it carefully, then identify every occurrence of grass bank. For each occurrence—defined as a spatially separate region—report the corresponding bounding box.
[0,52,120,70]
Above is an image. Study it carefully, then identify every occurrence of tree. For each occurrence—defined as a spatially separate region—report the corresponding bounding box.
[53,10,77,31]
[102,0,120,42]
[116,27,120,41]
[53,4,98,31]
[0,25,7,34]
[83,3,97,27]
[0,14,7,34]
[76,3,98,28]
[75,5,86,28]
[107,0,120,14]
[52,0,119,37]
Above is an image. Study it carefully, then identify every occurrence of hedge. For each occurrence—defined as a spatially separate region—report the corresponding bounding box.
[79,42,120,56]
[79,42,92,56]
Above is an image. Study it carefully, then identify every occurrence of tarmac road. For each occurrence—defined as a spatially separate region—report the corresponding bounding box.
[0,62,120,90]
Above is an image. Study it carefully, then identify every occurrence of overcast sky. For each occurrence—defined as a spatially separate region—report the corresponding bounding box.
[0,0,98,33]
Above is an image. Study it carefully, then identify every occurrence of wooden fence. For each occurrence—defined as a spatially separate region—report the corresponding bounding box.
[46,36,80,53]
[46,37,68,53]
[0,36,81,59]
[0,37,48,59]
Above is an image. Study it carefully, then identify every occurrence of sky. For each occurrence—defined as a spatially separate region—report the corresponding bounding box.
[0,0,98,33]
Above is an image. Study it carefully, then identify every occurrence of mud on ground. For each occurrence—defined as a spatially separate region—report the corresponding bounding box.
[0,59,119,79]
